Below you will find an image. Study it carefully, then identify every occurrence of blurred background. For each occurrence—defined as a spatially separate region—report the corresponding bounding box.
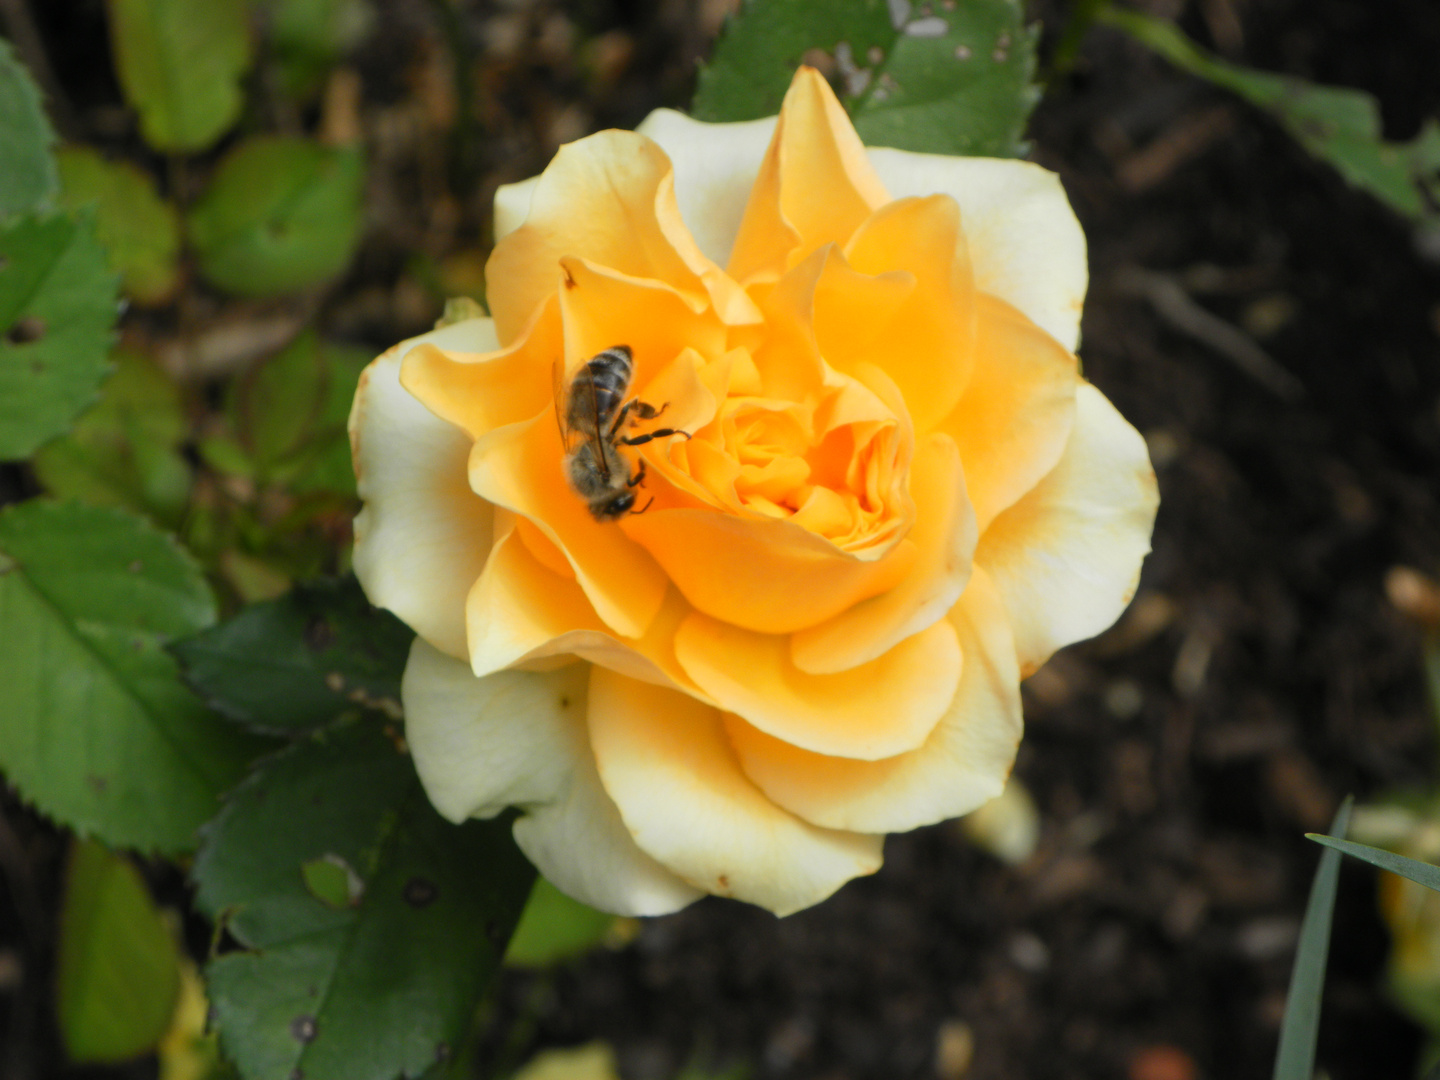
[2,0,1440,1077]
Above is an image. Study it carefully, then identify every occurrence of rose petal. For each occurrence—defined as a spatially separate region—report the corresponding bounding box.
[635,108,779,268]
[468,412,670,639]
[400,293,563,443]
[493,174,539,243]
[403,636,583,820]
[400,639,702,915]
[976,381,1158,675]
[624,507,918,635]
[938,292,1079,532]
[865,151,1087,352]
[486,129,751,344]
[790,432,976,673]
[674,614,961,760]
[556,257,727,379]
[728,67,890,287]
[466,521,704,696]
[587,667,883,916]
[350,319,498,659]
[838,195,976,435]
[726,567,1022,832]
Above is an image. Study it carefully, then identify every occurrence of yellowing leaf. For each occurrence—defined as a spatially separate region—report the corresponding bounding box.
[56,838,181,1063]
[56,147,181,305]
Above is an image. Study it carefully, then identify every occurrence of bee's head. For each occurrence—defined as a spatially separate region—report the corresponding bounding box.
[592,491,636,521]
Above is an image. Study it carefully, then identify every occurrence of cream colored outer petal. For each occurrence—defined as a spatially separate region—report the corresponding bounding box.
[635,108,779,268]
[865,151,1087,352]
[975,382,1159,675]
[587,668,885,916]
[402,639,702,916]
[494,175,540,243]
[350,319,499,659]
[727,568,1021,833]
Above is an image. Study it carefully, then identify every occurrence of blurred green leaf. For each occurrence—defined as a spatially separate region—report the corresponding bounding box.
[0,211,118,459]
[0,500,267,853]
[256,0,374,97]
[188,137,365,296]
[218,549,294,605]
[505,877,616,968]
[0,38,58,218]
[283,340,370,496]
[693,0,1038,158]
[106,0,252,152]
[1274,797,1352,1080]
[512,1043,620,1080]
[1102,8,1440,223]
[196,433,255,479]
[218,331,368,495]
[230,329,328,471]
[32,349,190,525]
[1308,833,1440,893]
[172,574,412,735]
[193,717,535,1080]
[57,838,181,1063]
[55,146,181,305]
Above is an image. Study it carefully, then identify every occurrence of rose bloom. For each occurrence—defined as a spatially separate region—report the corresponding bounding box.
[350,68,1157,916]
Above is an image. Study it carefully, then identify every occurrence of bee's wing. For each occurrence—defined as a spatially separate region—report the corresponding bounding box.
[552,359,577,451]
[584,361,612,482]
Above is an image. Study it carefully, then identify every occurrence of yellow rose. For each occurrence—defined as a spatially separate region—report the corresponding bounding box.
[350,68,1157,916]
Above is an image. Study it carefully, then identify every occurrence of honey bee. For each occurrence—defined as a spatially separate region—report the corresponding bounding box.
[555,345,689,521]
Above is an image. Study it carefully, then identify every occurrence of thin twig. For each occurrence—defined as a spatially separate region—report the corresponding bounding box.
[1115,265,1306,401]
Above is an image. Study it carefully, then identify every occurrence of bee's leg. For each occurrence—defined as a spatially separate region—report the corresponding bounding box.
[629,495,655,515]
[621,427,691,446]
[628,399,668,423]
[606,399,638,440]
[627,459,647,488]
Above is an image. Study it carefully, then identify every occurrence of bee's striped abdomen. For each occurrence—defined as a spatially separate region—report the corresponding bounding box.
[567,345,633,435]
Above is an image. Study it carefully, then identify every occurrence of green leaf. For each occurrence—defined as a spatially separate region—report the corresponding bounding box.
[257,0,375,98]
[1274,797,1353,1080]
[1101,8,1440,223]
[172,575,413,735]
[56,837,181,1063]
[0,211,118,460]
[230,329,328,472]
[227,330,369,489]
[105,0,253,153]
[1307,833,1440,894]
[32,348,191,525]
[0,500,267,853]
[193,717,535,1080]
[505,877,616,968]
[227,334,369,496]
[282,341,370,496]
[55,146,182,305]
[0,38,58,218]
[693,0,1039,158]
[188,137,366,297]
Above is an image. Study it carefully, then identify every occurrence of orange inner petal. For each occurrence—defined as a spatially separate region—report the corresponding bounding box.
[673,613,962,760]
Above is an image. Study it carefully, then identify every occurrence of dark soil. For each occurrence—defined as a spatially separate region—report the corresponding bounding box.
[4,1,1440,1078]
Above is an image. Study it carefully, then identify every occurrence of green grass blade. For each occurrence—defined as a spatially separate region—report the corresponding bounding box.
[1307,833,1440,893]
[1274,796,1353,1080]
